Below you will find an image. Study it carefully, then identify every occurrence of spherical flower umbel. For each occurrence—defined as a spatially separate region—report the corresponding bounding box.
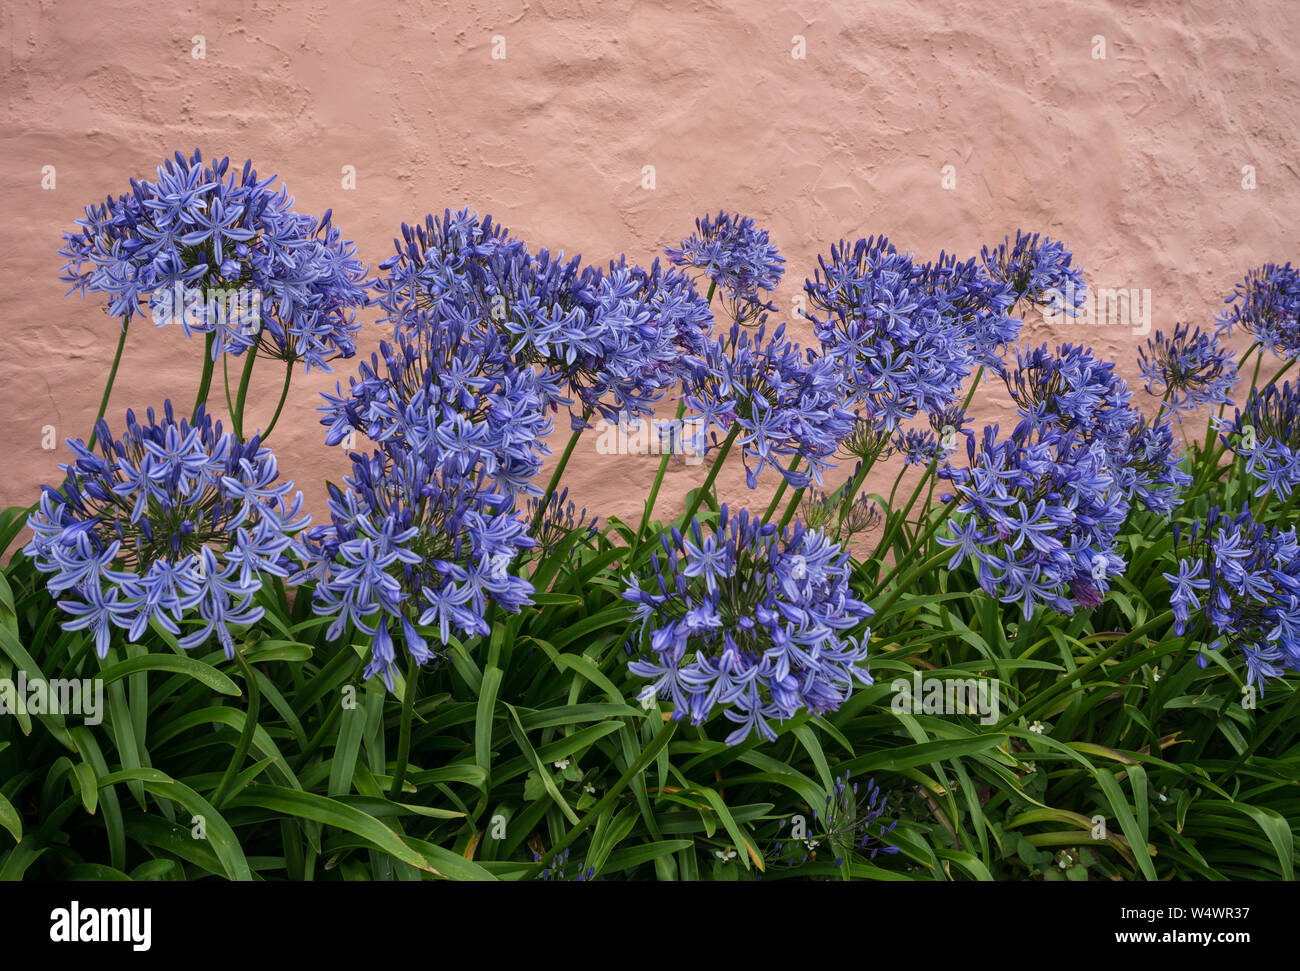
[372,208,713,429]
[685,321,856,488]
[806,235,1020,440]
[1216,262,1300,358]
[1216,381,1300,500]
[1166,505,1300,691]
[980,230,1087,317]
[622,506,873,744]
[665,210,785,323]
[58,149,370,372]
[1138,322,1237,414]
[23,402,309,659]
[294,447,535,690]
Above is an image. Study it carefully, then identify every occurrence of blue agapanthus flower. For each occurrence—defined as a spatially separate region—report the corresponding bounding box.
[293,448,534,689]
[1006,343,1190,515]
[1216,381,1300,500]
[806,236,1020,449]
[940,343,1191,618]
[59,149,370,372]
[1138,322,1238,413]
[623,506,872,744]
[372,209,713,428]
[685,321,856,488]
[319,328,556,499]
[23,402,309,658]
[980,230,1087,317]
[1216,262,1300,358]
[1166,505,1300,691]
[666,210,785,323]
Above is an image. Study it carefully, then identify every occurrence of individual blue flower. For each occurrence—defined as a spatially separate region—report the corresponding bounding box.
[24,402,309,659]
[623,506,872,744]
[59,149,370,372]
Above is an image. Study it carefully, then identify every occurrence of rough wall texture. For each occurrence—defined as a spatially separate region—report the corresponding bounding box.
[2,0,1297,530]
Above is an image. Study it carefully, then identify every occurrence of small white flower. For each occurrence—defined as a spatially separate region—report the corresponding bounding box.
[714,848,737,863]
[1029,720,1046,734]
[584,783,596,795]
[1151,668,1162,682]
[553,759,569,771]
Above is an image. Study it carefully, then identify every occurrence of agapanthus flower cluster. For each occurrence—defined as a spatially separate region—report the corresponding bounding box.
[622,506,873,744]
[294,448,534,689]
[890,405,972,468]
[23,402,308,658]
[774,773,898,868]
[1216,381,1300,499]
[372,208,713,429]
[939,423,1129,618]
[685,322,855,488]
[806,236,1020,442]
[523,487,599,561]
[319,327,555,498]
[59,149,369,372]
[980,230,1087,316]
[665,210,785,323]
[1138,322,1237,413]
[1216,262,1300,358]
[799,477,883,543]
[1006,343,1190,515]
[1166,505,1300,690]
[940,343,1193,618]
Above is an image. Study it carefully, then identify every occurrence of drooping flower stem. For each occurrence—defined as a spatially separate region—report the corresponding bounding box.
[87,317,130,450]
[192,333,217,421]
[679,424,740,527]
[389,653,421,798]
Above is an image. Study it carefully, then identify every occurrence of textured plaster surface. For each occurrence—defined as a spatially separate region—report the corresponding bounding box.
[2,0,1297,531]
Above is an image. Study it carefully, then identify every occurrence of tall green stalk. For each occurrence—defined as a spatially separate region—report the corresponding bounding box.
[87,317,131,449]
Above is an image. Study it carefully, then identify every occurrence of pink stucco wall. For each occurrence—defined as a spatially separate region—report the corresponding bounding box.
[2,0,1297,535]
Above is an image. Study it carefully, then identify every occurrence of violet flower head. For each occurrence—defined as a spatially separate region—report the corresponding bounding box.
[1216,381,1300,500]
[1139,322,1238,414]
[1165,505,1300,692]
[980,230,1086,317]
[59,149,369,372]
[666,210,785,323]
[24,402,309,659]
[1216,262,1300,358]
[623,506,873,744]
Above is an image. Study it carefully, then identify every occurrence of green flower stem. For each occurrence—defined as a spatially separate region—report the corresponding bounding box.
[679,424,740,527]
[259,359,296,442]
[389,653,421,798]
[192,333,217,422]
[232,346,259,441]
[761,456,801,525]
[636,399,688,542]
[533,418,588,535]
[87,318,131,450]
